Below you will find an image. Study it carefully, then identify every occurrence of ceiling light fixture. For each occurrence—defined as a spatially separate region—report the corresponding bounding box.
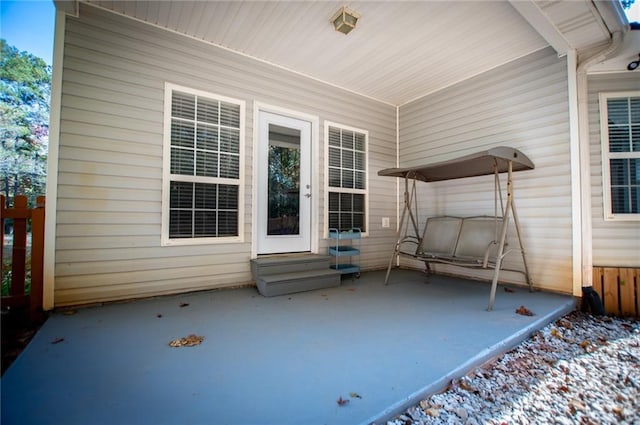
[627,53,640,71]
[331,6,360,35]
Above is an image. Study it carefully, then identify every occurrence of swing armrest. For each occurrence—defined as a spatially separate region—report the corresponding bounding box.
[482,240,498,267]
[397,236,421,256]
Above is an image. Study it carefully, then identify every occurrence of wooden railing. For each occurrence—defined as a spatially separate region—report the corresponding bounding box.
[1,195,45,321]
[593,266,640,318]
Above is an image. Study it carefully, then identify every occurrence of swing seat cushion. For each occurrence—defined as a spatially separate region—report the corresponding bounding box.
[417,216,503,266]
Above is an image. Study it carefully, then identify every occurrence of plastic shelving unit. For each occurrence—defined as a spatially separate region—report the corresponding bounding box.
[328,228,361,277]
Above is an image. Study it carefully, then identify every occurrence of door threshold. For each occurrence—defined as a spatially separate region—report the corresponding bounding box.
[257,252,315,259]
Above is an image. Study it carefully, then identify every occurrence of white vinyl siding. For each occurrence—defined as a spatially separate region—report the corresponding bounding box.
[54,3,396,305]
[598,92,640,220]
[398,47,572,293]
[588,74,640,267]
[326,123,368,233]
[162,84,244,244]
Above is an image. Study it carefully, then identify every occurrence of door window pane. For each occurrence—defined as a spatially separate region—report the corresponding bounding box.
[267,124,301,235]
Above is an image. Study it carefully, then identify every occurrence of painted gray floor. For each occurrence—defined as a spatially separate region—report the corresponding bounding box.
[1,270,574,425]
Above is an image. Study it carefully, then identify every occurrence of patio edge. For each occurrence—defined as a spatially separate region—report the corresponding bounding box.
[364,299,576,425]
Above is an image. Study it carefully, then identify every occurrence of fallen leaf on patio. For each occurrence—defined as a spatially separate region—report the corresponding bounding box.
[336,396,349,406]
[550,328,562,339]
[179,302,190,308]
[425,407,440,417]
[62,310,77,316]
[457,379,475,392]
[612,405,623,417]
[569,399,585,414]
[349,392,362,399]
[580,340,590,349]
[515,305,534,316]
[156,314,163,318]
[51,337,65,344]
[558,319,573,329]
[168,334,204,347]
[504,287,515,293]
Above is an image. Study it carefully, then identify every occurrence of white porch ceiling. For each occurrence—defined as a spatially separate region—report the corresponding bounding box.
[80,1,618,106]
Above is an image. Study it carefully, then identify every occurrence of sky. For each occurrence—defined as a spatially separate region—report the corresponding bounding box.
[1,0,55,65]
[0,0,638,68]
[627,1,640,22]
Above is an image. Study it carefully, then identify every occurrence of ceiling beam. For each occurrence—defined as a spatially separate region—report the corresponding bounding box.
[509,0,571,57]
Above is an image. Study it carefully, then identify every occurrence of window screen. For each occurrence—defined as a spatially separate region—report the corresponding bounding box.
[166,88,242,239]
[327,125,367,232]
[602,94,640,218]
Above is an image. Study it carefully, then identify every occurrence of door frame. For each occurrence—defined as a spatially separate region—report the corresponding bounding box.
[252,102,320,258]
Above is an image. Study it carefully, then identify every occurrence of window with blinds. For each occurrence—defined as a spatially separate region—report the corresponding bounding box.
[599,92,639,220]
[163,84,244,243]
[326,124,368,232]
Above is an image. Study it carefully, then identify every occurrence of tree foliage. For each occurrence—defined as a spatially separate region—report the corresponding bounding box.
[267,145,301,234]
[0,39,51,207]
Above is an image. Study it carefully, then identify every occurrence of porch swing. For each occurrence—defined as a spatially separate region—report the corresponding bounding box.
[378,146,535,310]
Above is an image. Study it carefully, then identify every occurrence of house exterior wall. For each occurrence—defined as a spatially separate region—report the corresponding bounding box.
[398,47,573,293]
[54,4,396,306]
[587,72,640,267]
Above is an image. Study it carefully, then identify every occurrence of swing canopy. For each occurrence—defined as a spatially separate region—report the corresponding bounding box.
[378,146,534,182]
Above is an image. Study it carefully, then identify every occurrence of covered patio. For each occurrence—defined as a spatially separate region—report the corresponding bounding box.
[2,270,574,425]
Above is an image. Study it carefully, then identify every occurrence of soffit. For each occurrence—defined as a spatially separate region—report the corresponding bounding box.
[589,29,640,74]
[536,0,610,51]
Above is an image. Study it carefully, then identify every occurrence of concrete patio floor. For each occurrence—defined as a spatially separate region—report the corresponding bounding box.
[1,269,574,425]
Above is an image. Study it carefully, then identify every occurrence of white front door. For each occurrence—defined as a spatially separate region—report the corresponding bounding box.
[257,111,312,254]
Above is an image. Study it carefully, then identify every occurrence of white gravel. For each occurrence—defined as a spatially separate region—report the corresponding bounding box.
[387,311,640,425]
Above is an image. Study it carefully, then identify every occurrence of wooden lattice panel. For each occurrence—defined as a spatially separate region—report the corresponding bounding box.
[592,267,640,318]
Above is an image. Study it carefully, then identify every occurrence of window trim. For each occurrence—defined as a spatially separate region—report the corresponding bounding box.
[599,91,640,222]
[161,82,245,246]
[323,121,369,237]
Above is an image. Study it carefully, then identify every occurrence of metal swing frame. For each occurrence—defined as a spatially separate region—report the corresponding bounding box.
[378,146,535,311]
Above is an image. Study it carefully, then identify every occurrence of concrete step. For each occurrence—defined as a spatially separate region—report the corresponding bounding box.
[256,269,341,297]
[251,254,332,278]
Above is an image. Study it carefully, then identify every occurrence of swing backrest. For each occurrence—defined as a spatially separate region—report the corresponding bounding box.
[454,216,503,260]
[417,215,504,262]
[418,216,462,257]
